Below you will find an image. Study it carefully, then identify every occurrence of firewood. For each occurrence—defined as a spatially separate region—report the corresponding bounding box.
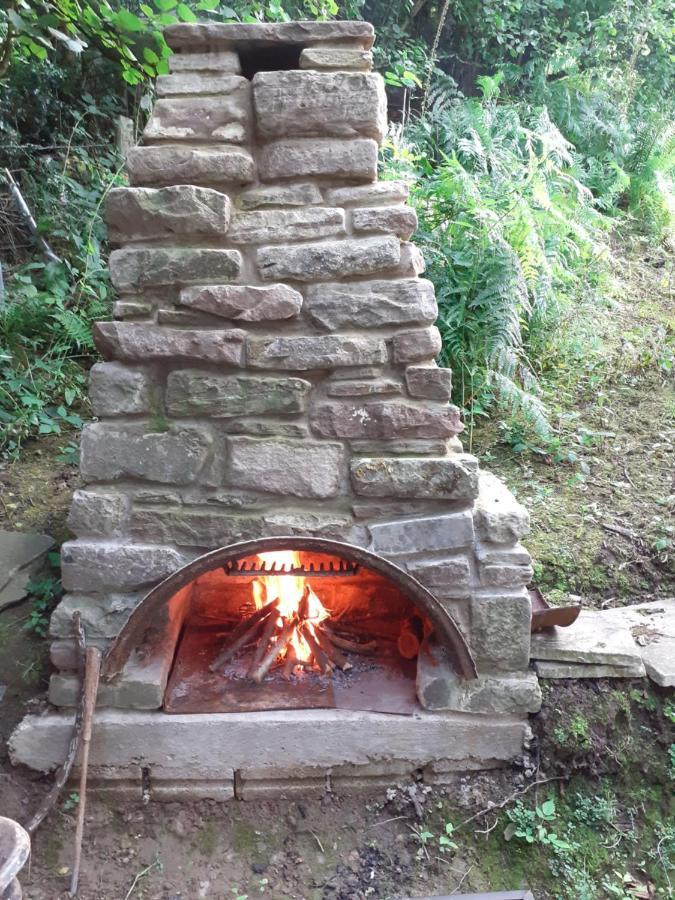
[324,629,377,655]
[398,616,424,659]
[251,618,298,683]
[209,599,279,671]
[247,605,282,678]
[313,626,352,671]
[300,624,333,674]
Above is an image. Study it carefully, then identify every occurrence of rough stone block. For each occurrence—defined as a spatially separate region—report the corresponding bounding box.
[480,562,534,588]
[180,283,302,321]
[299,47,373,71]
[166,371,310,417]
[310,400,462,440]
[392,326,442,364]
[156,72,245,95]
[226,437,346,499]
[258,138,377,181]
[143,92,251,144]
[106,185,230,242]
[236,182,323,210]
[405,365,452,400]
[352,205,418,240]
[221,419,308,438]
[112,300,154,319]
[247,334,387,370]
[50,593,142,639]
[350,454,479,499]
[67,490,130,538]
[369,511,475,556]
[164,21,376,51]
[262,512,367,545]
[325,181,409,206]
[89,362,151,416]
[530,609,646,668]
[406,556,471,599]
[394,242,425,276]
[228,207,345,243]
[130,508,265,548]
[109,247,241,291]
[326,379,401,397]
[61,542,185,592]
[305,278,436,331]
[474,471,530,543]
[471,592,532,672]
[534,659,646,679]
[417,639,541,714]
[127,145,255,186]
[49,671,163,710]
[350,439,450,456]
[0,531,56,612]
[80,423,212,484]
[94,322,245,366]
[169,50,241,73]
[475,541,532,566]
[256,236,399,281]
[253,71,387,142]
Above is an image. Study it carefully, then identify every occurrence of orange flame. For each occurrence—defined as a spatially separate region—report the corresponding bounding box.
[252,551,328,663]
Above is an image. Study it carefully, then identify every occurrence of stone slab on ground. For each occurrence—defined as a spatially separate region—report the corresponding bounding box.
[10,708,530,799]
[531,600,674,686]
[0,531,55,611]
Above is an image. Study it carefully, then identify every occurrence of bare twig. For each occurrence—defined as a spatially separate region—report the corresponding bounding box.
[457,776,568,831]
[2,168,61,263]
[123,856,162,900]
[601,522,638,541]
[451,864,474,894]
[308,830,324,853]
[25,614,86,835]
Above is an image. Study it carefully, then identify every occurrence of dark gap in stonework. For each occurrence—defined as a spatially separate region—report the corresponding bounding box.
[239,44,303,79]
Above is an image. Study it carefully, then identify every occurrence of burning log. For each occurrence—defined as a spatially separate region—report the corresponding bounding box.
[313,625,352,671]
[209,598,279,671]
[251,616,298,683]
[324,629,377,655]
[397,615,424,660]
[300,623,333,674]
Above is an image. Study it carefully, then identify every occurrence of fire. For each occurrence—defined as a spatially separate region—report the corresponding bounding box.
[252,550,328,664]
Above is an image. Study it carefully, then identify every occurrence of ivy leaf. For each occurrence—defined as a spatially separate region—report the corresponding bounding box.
[177,3,198,21]
[114,9,145,32]
[143,46,160,64]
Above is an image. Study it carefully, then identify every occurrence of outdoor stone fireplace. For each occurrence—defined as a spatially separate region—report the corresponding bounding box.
[10,19,541,799]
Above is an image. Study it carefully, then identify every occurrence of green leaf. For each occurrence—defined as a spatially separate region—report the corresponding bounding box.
[114,9,145,32]
[143,46,160,64]
[177,3,198,21]
[153,0,178,9]
[540,799,556,818]
[196,0,220,9]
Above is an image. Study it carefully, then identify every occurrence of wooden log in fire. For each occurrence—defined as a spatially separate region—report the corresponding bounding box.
[251,616,298,683]
[209,598,279,671]
[313,625,352,671]
[323,628,377,655]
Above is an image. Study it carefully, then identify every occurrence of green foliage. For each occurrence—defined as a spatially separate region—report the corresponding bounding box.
[24,554,62,636]
[505,797,576,852]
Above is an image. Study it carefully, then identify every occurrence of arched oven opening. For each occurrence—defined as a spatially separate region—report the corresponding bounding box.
[103,538,476,716]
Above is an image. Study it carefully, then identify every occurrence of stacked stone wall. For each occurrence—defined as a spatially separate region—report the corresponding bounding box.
[55,21,538,715]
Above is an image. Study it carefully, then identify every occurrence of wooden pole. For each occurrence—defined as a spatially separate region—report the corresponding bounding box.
[68,646,102,898]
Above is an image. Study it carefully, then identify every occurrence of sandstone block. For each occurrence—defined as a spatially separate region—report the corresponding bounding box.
[475,541,532,566]
[49,672,163,711]
[352,205,418,240]
[236,182,323,210]
[67,490,130,538]
[112,300,153,319]
[256,236,399,281]
[180,283,302,321]
[471,592,532,672]
[474,471,530,543]
[253,71,386,142]
[310,400,462,440]
[350,454,479,499]
[326,379,401,397]
[258,138,377,181]
[325,181,409,206]
[220,419,308,438]
[405,365,452,400]
[130,508,265,548]
[156,72,246,95]
[262,512,367,545]
[89,362,151,416]
[166,371,310,417]
[299,47,373,71]
[305,278,436,331]
[169,50,241,73]
[80,423,211,484]
[94,322,245,366]
[480,563,534,588]
[406,556,471,599]
[392,326,442,364]
[530,609,645,668]
[369,511,475,556]
[417,639,541,714]
[226,437,346,499]
[50,593,142,639]
[109,247,241,292]
[61,542,185,592]
[248,335,387,370]
[164,21,376,51]
[350,439,450,456]
[394,242,425,276]
[106,185,230,242]
[127,145,255,186]
[143,92,251,144]
[534,660,647,679]
[228,207,345,244]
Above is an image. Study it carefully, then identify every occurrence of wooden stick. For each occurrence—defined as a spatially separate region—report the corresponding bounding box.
[301,624,333,674]
[247,606,281,678]
[313,626,352,671]
[209,599,278,671]
[69,646,102,898]
[324,630,377,655]
[251,618,297,683]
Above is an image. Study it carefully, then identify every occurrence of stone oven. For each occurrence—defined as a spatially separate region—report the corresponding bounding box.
[10,20,541,799]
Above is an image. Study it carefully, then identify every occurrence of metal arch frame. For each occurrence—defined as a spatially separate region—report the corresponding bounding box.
[103,536,477,681]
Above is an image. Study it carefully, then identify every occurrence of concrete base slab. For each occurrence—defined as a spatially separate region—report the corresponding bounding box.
[530,609,644,668]
[534,660,645,679]
[9,708,529,799]
[602,600,675,687]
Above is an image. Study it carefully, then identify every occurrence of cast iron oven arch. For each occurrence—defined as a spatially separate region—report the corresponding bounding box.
[103,537,477,682]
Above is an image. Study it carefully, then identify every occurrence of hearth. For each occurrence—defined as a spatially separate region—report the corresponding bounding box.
[10,19,542,799]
